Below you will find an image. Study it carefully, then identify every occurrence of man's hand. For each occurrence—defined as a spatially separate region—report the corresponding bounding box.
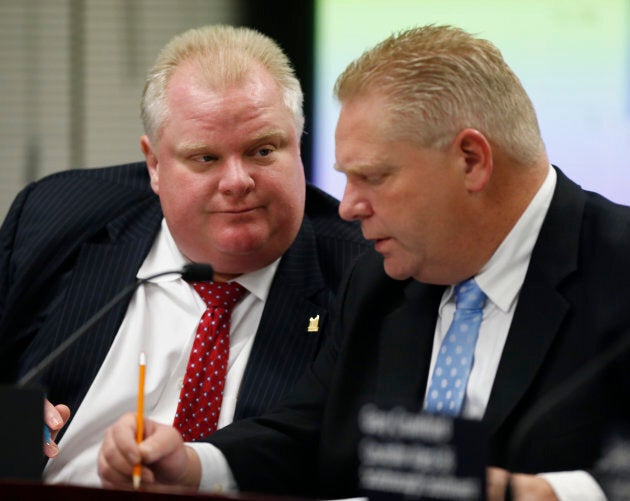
[487,467,558,501]
[44,399,71,458]
[98,412,201,490]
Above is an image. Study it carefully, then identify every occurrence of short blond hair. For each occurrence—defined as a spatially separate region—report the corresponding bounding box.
[142,25,304,141]
[334,24,545,165]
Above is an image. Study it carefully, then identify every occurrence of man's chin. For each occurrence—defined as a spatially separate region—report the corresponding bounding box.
[382,258,413,281]
[213,230,269,254]
[212,236,287,271]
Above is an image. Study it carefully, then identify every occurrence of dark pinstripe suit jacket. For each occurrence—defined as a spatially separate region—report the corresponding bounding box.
[0,162,369,439]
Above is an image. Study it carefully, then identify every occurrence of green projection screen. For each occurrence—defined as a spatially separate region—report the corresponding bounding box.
[312,0,630,205]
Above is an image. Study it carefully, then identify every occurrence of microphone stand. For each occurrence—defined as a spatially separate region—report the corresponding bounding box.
[18,264,213,388]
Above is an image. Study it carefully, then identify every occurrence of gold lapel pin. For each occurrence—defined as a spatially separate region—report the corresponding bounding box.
[307,314,320,333]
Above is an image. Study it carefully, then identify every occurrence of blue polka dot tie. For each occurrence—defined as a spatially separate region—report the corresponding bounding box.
[424,278,486,416]
[173,281,247,441]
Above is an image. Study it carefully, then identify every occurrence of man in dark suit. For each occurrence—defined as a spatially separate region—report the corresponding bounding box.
[98,25,630,499]
[0,25,367,486]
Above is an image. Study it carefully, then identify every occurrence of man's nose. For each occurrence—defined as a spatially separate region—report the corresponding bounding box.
[219,159,255,196]
[339,183,371,221]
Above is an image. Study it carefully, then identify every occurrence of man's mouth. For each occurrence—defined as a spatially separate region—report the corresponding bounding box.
[371,237,391,252]
[217,206,261,215]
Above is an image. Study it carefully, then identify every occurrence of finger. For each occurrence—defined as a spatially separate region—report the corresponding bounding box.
[103,414,141,471]
[43,399,63,457]
[54,404,71,425]
[98,446,134,488]
[139,422,184,464]
[50,404,71,442]
[43,438,59,458]
[98,417,140,486]
[112,412,142,465]
[44,399,64,432]
[137,424,198,486]
[487,466,510,501]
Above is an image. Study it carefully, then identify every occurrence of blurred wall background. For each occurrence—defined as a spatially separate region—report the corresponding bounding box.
[0,0,314,221]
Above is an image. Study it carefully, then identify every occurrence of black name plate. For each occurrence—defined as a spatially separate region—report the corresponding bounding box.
[358,404,487,500]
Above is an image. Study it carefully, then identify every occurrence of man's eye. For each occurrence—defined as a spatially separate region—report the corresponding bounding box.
[257,147,274,157]
[363,174,384,184]
[199,155,216,163]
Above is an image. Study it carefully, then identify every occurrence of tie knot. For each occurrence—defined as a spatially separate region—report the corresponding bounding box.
[191,281,247,309]
[454,278,486,311]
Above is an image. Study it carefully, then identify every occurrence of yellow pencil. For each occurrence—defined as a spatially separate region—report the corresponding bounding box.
[133,351,146,489]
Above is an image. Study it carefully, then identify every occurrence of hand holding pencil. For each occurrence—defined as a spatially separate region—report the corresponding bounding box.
[97,352,203,490]
[43,398,71,458]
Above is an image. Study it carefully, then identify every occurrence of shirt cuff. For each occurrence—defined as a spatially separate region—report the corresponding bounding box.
[538,471,606,501]
[186,442,239,494]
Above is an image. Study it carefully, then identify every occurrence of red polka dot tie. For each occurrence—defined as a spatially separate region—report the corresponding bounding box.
[173,281,247,441]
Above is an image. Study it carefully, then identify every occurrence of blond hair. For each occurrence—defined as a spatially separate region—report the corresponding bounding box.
[334,25,545,165]
[142,25,304,141]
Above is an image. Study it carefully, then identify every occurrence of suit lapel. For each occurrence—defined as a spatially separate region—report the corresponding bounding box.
[374,281,445,411]
[234,215,329,419]
[483,168,586,433]
[483,276,570,432]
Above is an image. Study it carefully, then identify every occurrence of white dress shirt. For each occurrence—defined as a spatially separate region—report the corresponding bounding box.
[43,218,279,487]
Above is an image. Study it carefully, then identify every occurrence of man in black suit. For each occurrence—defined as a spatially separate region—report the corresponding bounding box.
[98,25,630,499]
[0,25,367,486]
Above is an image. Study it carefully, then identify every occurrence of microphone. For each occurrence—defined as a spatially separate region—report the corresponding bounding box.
[17,262,214,388]
[180,262,215,282]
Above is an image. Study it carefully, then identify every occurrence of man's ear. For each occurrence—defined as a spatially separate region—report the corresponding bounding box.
[452,128,493,193]
[141,135,160,195]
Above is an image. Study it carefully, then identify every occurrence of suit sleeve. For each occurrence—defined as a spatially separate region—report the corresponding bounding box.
[0,183,35,327]
[207,275,350,498]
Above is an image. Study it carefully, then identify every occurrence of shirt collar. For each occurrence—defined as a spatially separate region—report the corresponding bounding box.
[137,218,280,301]
[475,165,556,312]
[441,165,556,312]
[137,219,189,282]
